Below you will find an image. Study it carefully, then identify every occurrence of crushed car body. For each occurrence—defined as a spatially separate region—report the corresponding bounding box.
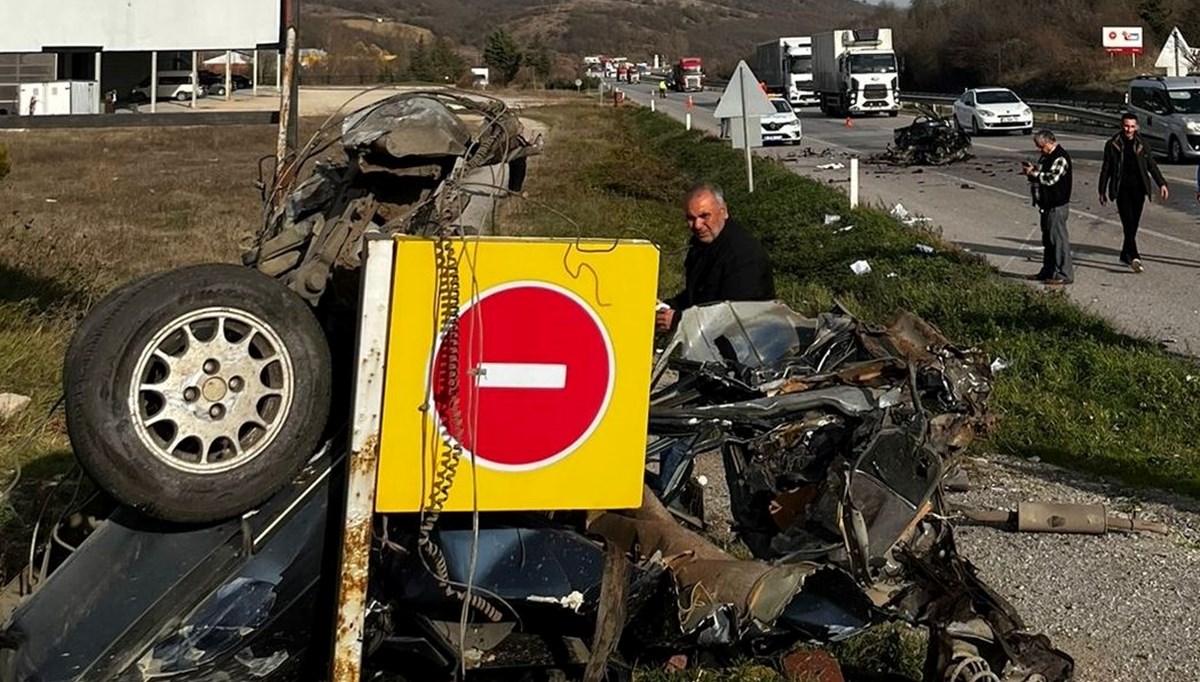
[871,104,973,167]
[2,91,1073,682]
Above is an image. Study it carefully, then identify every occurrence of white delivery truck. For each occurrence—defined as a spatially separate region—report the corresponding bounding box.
[811,28,900,117]
[753,37,817,107]
[19,81,99,115]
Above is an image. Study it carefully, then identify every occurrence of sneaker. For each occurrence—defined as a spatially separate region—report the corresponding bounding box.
[1131,258,1144,273]
[1041,278,1073,285]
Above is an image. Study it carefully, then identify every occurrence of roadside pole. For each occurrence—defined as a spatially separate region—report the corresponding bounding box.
[850,158,859,207]
[150,52,157,113]
[224,50,232,102]
[741,87,754,193]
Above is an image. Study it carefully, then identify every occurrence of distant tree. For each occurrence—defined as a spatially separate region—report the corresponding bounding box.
[408,39,431,81]
[525,35,552,81]
[1138,0,1173,38]
[484,29,523,84]
[408,36,466,83]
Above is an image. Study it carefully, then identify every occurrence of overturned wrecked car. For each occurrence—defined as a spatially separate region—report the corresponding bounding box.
[871,104,972,167]
[1,92,1073,682]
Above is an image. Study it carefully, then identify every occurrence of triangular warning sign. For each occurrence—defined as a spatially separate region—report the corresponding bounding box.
[713,60,777,119]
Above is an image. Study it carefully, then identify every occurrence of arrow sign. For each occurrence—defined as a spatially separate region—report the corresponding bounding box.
[431,282,615,471]
[713,60,776,119]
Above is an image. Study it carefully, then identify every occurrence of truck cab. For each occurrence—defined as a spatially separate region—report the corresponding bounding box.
[813,29,900,117]
[671,58,704,92]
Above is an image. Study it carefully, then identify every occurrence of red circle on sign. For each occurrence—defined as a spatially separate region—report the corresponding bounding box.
[431,282,614,471]
[1109,31,1118,39]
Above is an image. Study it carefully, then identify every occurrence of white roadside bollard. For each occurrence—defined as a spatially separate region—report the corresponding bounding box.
[850,157,860,208]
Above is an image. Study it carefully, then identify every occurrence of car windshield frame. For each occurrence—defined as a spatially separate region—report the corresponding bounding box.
[771,100,793,114]
[975,90,1021,105]
[1166,88,1200,114]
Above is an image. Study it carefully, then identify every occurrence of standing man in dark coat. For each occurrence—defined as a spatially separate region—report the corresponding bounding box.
[655,183,775,331]
[1098,112,1169,273]
[1021,129,1075,285]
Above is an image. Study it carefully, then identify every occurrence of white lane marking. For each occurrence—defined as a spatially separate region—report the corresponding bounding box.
[476,362,567,389]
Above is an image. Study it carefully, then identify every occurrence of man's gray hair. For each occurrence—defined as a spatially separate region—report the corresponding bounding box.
[1033,129,1057,145]
[686,181,726,207]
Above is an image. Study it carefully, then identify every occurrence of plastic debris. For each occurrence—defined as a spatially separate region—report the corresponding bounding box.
[850,260,872,276]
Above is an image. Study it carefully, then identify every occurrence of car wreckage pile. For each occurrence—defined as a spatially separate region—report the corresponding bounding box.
[1,92,1073,682]
[870,105,973,167]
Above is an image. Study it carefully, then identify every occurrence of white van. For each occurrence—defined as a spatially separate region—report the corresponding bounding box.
[131,71,206,102]
[1127,75,1200,162]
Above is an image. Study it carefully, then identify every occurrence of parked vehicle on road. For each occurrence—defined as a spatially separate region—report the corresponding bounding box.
[953,87,1033,136]
[1127,75,1200,162]
[670,57,704,92]
[760,96,804,144]
[812,28,900,117]
[754,37,817,107]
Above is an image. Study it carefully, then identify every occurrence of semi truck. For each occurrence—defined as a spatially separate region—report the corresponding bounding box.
[811,28,900,117]
[670,57,704,92]
[753,37,817,107]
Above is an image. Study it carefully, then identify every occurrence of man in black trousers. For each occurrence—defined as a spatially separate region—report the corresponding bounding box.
[655,182,775,331]
[1099,112,1169,273]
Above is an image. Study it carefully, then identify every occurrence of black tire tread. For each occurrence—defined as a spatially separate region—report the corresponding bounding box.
[65,263,332,523]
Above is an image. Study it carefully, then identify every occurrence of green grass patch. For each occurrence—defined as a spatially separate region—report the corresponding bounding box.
[511,103,1200,499]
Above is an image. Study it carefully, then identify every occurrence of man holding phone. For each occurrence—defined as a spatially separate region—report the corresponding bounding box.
[1021,130,1075,285]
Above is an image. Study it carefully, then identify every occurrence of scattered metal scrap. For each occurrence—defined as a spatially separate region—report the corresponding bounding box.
[645,301,1073,681]
[959,502,1169,536]
[871,105,972,167]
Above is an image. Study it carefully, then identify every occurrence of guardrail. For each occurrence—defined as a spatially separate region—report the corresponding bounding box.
[626,77,1124,127]
[901,92,1123,128]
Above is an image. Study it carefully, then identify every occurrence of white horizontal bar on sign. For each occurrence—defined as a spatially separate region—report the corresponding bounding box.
[475,363,567,390]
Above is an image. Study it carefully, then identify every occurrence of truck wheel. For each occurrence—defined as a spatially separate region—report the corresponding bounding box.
[65,264,332,523]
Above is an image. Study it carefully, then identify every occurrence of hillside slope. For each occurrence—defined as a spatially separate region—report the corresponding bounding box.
[305,0,871,76]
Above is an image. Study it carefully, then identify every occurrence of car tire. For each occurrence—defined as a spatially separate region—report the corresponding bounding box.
[888,110,898,117]
[175,91,189,102]
[972,117,982,136]
[1023,127,1032,135]
[1169,136,1184,164]
[65,263,333,523]
[63,271,176,396]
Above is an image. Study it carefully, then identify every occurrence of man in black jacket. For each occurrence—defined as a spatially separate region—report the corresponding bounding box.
[1098,113,1169,273]
[1021,130,1075,285]
[655,183,775,331]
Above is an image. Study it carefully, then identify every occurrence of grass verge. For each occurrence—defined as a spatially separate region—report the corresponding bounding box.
[511,103,1200,500]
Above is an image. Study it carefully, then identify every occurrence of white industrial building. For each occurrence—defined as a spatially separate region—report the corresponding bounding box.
[0,0,283,116]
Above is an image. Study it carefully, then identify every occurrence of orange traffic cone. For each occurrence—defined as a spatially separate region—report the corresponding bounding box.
[844,117,854,128]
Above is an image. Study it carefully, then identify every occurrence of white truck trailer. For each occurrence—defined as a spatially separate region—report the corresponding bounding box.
[753,37,817,107]
[811,28,900,117]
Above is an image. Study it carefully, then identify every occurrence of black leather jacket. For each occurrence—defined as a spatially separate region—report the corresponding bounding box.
[1098,133,1167,200]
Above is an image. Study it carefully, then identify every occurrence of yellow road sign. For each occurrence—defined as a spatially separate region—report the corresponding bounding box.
[374,236,658,512]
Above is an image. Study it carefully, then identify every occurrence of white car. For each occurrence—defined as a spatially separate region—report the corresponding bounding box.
[760,97,803,144]
[953,88,1032,135]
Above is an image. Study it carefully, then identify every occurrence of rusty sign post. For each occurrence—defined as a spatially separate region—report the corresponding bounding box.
[330,235,394,682]
[276,0,300,175]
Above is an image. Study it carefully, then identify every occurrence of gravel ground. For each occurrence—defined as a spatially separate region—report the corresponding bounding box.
[692,451,1200,681]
